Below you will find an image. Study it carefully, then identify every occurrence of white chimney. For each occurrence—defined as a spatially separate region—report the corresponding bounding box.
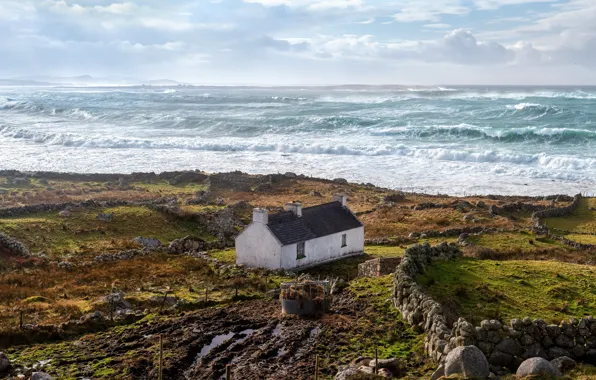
[253,208,269,224]
[333,194,347,207]
[285,202,303,217]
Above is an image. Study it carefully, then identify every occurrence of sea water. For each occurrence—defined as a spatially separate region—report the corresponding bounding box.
[1,85,595,195]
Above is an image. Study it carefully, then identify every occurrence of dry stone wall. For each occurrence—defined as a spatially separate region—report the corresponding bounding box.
[0,232,30,257]
[393,242,596,374]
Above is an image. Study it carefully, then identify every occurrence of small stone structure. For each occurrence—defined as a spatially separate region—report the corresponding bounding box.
[0,232,30,258]
[280,281,331,316]
[358,257,402,277]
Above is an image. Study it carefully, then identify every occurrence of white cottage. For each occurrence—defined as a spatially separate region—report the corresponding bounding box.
[235,195,364,270]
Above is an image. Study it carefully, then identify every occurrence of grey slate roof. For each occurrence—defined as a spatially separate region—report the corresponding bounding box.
[266,201,363,246]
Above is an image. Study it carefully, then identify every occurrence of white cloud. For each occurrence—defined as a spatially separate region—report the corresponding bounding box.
[0,0,595,83]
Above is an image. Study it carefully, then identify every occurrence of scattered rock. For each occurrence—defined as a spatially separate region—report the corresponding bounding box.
[476,201,486,208]
[0,189,8,195]
[97,213,114,222]
[132,237,161,250]
[516,357,561,378]
[368,358,401,374]
[334,368,359,380]
[444,346,490,379]
[266,289,281,299]
[333,178,348,184]
[383,193,405,203]
[310,191,323,197]
[31,372,54,380]
[408,232,420,239]
[489,205,500,215]
[0,352,11,374]
[550,356,576,374]
[118,177,129,187]
[57,261,75,271]
[58,210,71,218]
[149,295,178,307]
[430,364,445,380]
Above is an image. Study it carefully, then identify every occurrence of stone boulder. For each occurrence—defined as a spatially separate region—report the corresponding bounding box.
[132,237,161,250]
[333,178,348,184]
[31,372,54,380]
[444,345,490,379]
[334,368,359,380]
[0,352,11,374]
[368,358,401,376]
[58,210,71,218]
[516,357,561,378]
[550,356,576,374]
[97,213,114,222]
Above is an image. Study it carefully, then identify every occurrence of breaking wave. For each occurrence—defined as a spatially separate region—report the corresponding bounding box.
[2,124,595,171]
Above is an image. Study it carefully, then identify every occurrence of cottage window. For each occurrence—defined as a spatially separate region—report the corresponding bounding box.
[341,234,347,247]
[297,242,306,259]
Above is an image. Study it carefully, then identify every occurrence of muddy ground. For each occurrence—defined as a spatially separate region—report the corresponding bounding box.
[7,291,394,380]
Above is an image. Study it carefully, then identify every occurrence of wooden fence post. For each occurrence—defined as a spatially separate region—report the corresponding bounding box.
[374,346,378,375]
[19,311,23,330]
[226,364,231,380]
[158,334,163,380]
[315,355,319,380]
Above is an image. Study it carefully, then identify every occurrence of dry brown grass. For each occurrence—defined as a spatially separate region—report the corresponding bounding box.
[0,254,218,330]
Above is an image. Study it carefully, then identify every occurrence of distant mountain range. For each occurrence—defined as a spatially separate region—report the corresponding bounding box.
[0,75,188,87]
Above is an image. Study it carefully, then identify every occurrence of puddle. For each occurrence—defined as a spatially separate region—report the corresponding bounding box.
[275,348,288,358]
[198,329,255,359]
[198,332,234,358]
[309,327,320,338]
[236,329,255,344]
[271,324,282,337]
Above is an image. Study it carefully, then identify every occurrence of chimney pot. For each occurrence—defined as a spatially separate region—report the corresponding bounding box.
[253,208,269,224]
[333,194,347,207]
[285,202,303,217]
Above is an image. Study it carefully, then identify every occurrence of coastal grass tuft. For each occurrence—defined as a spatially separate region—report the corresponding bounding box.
[419,257,596,325]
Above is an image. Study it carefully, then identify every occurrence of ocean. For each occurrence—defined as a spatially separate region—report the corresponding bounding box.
[1,86,595,195]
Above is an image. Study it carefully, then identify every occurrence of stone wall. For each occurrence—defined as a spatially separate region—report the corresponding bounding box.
[392,241,596,375]
[0,198,172,218]
[358,257,402,277]
[531,194,582,233]
[0,232,30,258]
[392,243,462,363]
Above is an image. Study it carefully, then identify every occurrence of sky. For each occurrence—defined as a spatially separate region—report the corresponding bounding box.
[1,0,596,85]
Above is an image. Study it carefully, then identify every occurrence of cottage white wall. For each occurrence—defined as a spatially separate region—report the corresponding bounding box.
[280,226,364,270]
[235,223,281,270]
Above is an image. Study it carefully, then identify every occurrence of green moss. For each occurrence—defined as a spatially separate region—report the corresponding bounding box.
[420,258,596,324]
[22,296,50,304]
[210,248,236,264]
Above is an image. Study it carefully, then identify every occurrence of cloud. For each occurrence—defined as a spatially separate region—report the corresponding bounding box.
[0,0,595,84]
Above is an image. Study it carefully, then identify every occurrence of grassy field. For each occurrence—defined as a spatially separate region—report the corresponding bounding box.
[0,206,210,257]
[546,198,596,234]
[419,258,596,325]
[467,231,567,252]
